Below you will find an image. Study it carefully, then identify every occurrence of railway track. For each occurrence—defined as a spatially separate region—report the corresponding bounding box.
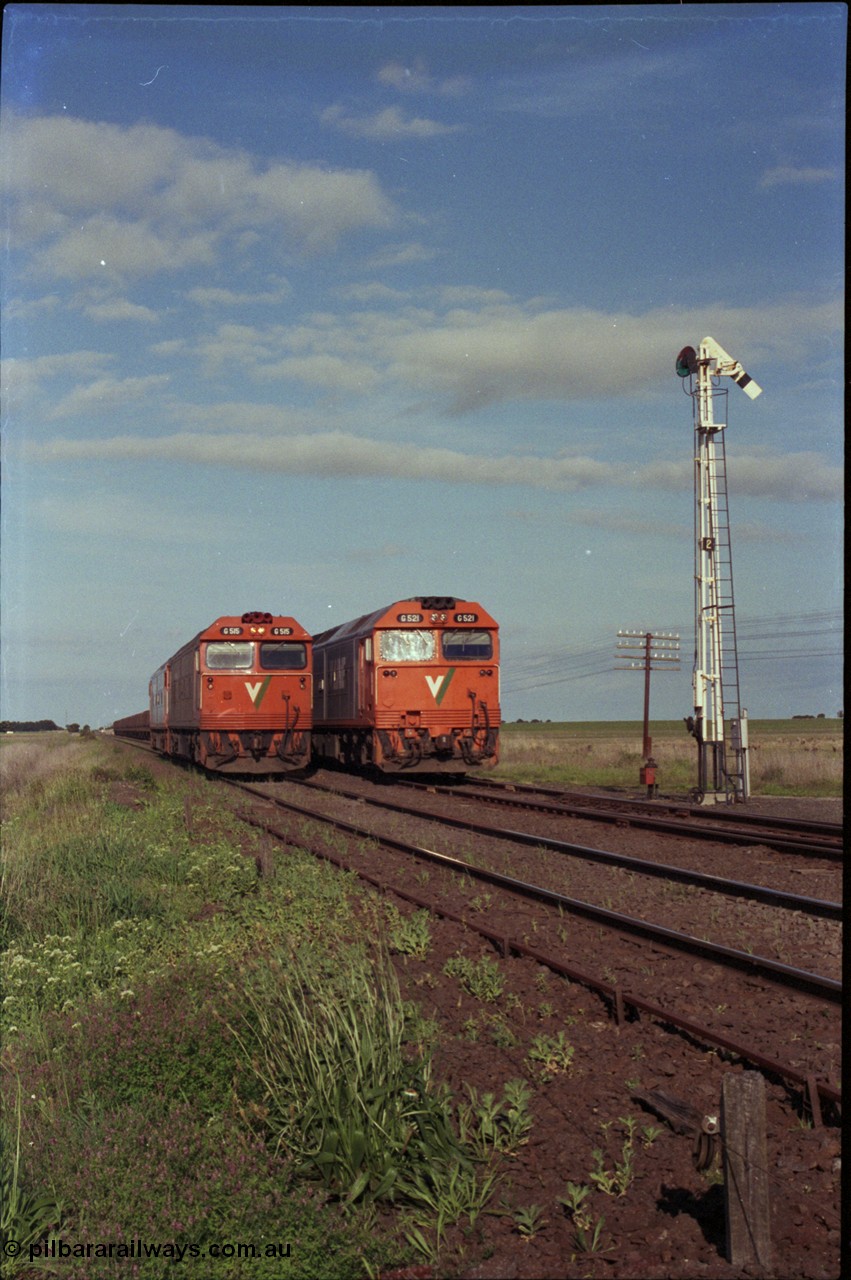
[395,775,844,859]
[229,777,841,1119]
[105,740,842,1115]
[238,779,840,996]
[272,773,842,920]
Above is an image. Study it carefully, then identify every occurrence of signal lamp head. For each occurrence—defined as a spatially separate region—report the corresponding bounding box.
[676,346,697,378]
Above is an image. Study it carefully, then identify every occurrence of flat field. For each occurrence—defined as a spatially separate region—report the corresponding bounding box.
[0,731,842,1279]
[494,718,843,797]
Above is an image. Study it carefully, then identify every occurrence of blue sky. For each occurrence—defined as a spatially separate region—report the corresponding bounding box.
[1,4,844,727]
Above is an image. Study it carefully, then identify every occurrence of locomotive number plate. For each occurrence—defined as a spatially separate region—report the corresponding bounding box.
[454,613,478,623]
[220,626,243,636]
[397,613,423,623]
[271,627,294,635]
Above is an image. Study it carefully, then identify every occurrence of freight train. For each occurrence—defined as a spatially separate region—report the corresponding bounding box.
[312,597,500,772]
[113,612,312,774]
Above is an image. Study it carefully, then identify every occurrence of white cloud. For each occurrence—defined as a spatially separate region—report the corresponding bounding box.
[335,281,410,304]
[82,299,159,324]
[759,165,839,189]
[381,296,843,412]
[376,59,470,97]
[34,214,218,282]
[137,290,843,412]
[3,114,397,281]
[496,50,686,119]
[48,375,171,420]
[22,431,841,502]
[176,401,327,435]
[1,352,112,409]
[321,104,464,140]
[365,241,439,269]
[187,281,291,307]
[256,354,381,394]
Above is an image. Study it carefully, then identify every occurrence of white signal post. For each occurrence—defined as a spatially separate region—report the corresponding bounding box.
[677,337,762,804]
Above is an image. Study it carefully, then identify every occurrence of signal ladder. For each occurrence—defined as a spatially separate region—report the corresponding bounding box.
[681,337,762,804]
[698,413,746,802]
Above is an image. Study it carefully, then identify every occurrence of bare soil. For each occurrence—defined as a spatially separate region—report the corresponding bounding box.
[109,743,844,1278]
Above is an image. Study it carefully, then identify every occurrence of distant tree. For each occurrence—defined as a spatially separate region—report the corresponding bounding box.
[0,720,61,733]
[66,723,80,734]
[817,713,825,719]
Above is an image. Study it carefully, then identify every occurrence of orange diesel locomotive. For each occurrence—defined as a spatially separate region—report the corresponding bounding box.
[114,612,311,773]
[312,597,499,772]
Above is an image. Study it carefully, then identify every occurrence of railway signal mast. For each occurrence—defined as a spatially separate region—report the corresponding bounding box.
[676,337,762,804]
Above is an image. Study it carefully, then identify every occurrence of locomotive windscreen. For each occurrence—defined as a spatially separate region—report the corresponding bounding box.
[442,630,493,660]
[259,642,308,670]
[379,630,436,662]
[205,642,253,669]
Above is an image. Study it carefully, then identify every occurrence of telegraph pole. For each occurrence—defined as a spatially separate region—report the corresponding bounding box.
[615,630,680,795]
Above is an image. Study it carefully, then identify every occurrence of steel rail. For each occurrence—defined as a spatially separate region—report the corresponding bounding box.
[236,799,841,1119]
[463,775,843,837]
[401,778,842,858]
[281,777,842,921]
[237,782,841,1002]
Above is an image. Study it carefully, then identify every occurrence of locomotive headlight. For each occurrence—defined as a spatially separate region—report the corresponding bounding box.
[382,669,398,678]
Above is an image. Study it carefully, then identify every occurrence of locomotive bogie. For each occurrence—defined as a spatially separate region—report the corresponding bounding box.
[312,598,500,772]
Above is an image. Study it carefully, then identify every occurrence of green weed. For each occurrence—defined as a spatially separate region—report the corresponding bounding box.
[458,1078,533,1158]
[443,953,504,1003]
[386,906,432,959]
[232,943,472,1208]
[526,1030,575,1081]
[1,1079,62,1275]
[589,1116,638,1197]
[513,1203,546,1240]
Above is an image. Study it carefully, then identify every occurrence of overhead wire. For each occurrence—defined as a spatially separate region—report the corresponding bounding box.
[501,608,842,696]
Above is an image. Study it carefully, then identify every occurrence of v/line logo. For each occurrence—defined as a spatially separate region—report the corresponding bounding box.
[244,677,271,708]
[425,668,456,704]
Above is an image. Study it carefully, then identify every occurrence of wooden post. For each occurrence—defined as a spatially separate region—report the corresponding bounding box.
[805,1075,823,1129]
[721,1073,772,1272]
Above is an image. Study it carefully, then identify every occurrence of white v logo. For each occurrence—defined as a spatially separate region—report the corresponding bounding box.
[425,675,444,699]
[245,681,263,704]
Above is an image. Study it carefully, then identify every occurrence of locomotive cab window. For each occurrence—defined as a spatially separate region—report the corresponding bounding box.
[379,630,436,662]
[442,630,493,661]
[259,642,307,670]
[205,642,253,670]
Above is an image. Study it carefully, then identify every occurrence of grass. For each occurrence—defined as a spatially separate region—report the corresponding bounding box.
[0,726,840,1275]
[0,736,413,1278]
[0,734,540,1277]
[493,719,843,796]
